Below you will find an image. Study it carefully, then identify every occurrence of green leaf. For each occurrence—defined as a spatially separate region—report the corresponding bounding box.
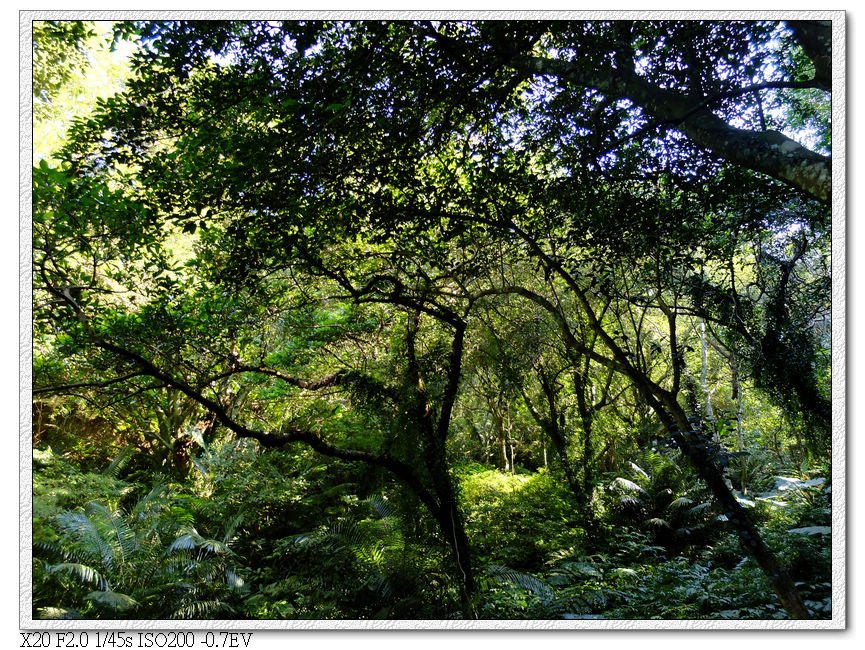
[44,562,108,590]
[85,590,138,610]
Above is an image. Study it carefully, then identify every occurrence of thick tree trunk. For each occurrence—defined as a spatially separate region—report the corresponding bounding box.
[730,351,748,493]
[699,319,716,431]
[423,428,476,616]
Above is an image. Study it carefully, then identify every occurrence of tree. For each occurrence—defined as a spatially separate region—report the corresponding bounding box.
[509,20,831,203]
[33,21,95,118]
[36,19,833,619]
[33,21,134,162]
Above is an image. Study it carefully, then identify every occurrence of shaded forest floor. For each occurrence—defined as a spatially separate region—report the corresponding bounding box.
[32,440,832,620]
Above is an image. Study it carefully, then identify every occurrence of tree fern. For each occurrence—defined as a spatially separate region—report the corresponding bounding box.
[287,494,419,615]
[611,477,648,496]
[668,496,696,510]
[36,486,249,620]
[131,484,171,521]
[366,494,400,519]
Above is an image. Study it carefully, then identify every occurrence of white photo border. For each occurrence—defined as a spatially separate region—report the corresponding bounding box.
[19,8,847,631]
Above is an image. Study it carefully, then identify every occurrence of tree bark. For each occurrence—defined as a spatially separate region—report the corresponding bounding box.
[511,55,831,203]
[786,20,832,91]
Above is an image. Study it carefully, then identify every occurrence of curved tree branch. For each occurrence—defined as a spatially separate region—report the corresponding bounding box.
[33,371,150,395]
[510,55,831,203]
[44,286,441,517]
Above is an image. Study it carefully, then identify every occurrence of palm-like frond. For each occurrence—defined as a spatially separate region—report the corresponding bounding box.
[485,564,555,600]
[54,511,114,570]
[131,484,171,521]
[629,462,649,479]
[366,494,400,519]
[167,529,229,557]
[637,449,683,483]
[225,568,246,590]
[172,599,235,619]
[611,477,647,495]
[324,519,366,548]
[43,562,108,590]
[221,514,244,544]
[85,590,138,611]
[616,495,644,511]
[34,540,64,560]
[688,501,713,515]
[547,560,603,584]
[668,496,695,510]
[86,502,138,564]
[36,607,82,620]
[644,517,672,529]
[102,446,136,479]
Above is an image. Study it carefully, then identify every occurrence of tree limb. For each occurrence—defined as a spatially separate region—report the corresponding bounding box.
[33,372,149,395]
[510,55,831,203]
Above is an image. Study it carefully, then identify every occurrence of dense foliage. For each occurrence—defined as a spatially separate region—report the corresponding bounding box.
[31,18,833,621]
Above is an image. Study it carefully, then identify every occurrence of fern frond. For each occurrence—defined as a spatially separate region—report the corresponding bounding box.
[366,494,400,519]
[668,496,695,510]
[172,599,235,619]
[132,484,170,520]
[616,495,644,510]
[548,560,602,583]
[221,514,244,544]
[198,538,229,556]
[225,568,246,590]
[54,511,113,569]
[44,562,108,591]
[167,533,200,554]
[102,445,136,479]
[168,529,229,557]
[645,517,671,529]
[486,564,554,600]
[86,502,138,562]
[34,540,64,560]
[36,607,82,620]
[611,477,647,495]
[85,590,138,611]
[629,462,649,479]
[327,519,366,548]
[688,501,713,515]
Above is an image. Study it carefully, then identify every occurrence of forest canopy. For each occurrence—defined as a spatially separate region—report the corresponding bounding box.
[30,18,836,623]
